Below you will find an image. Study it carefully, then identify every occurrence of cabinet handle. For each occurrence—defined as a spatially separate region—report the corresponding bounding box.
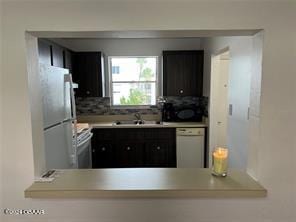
[157,146,161,150]
[180,89,184,94]
[126,146,131,151]
[101,147,106,151]
[86,91,90,95]
[92,149,95,153]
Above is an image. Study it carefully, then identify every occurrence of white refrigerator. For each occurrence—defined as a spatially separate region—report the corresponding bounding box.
[40,64,77,170]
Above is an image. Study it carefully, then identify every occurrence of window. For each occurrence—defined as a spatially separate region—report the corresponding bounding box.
[112,66,120,74]
[109,56,158,106]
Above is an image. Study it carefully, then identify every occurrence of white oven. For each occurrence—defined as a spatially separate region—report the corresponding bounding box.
[74,128,93,169]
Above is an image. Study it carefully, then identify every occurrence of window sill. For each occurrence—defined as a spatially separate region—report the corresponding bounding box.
[25,168,267,198]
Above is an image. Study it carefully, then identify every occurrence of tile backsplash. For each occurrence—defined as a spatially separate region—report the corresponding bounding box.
[76,96,208,116]
[75,97,160,115]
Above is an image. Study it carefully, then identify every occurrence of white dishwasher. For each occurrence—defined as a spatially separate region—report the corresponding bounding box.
[176,128,205,168]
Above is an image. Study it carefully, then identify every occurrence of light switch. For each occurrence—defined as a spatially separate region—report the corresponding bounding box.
[229,104,233,116]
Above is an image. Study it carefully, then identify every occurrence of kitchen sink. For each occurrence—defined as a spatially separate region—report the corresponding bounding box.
[113,120,163,126]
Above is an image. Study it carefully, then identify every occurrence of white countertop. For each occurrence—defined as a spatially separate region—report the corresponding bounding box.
[25,168,267,198]
[89,121,207,129]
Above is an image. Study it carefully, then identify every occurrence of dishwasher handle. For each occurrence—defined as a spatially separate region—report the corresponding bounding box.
[176,128,205,136]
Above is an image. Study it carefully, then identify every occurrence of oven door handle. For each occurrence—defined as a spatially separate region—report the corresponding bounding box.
[77,133,93,148]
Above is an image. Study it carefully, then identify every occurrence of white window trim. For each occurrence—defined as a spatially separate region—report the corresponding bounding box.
[108,56,160,109]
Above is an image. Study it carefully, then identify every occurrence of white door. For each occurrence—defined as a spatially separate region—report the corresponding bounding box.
[44,121,73,170]
[40,64,71,128]
[209,50,230,161]
[216,58,230,147]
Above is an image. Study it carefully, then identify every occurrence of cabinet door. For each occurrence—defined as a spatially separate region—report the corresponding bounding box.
[52,44,64,68]
[92,143,115,168]
[116,142,145,168]
[145,141,176,167]
[64,50,73,73]
[163,51,204,96]
[38,39,52,65]
[73,52,103,97]
[38,39,73,72]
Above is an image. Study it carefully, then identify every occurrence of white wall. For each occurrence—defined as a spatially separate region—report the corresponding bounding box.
[0,0,3,220]
[247,31,264,179]
[202,36,253,170]
[53,38,201,56]
[1,1,296,222]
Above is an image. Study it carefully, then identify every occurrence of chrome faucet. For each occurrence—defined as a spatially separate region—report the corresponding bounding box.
[134,113,142,121]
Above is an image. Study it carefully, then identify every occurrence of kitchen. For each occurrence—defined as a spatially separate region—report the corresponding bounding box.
[2,1,295,221]
[36,32,255,173]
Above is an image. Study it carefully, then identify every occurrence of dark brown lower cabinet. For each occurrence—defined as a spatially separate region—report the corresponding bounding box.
[116,142,145,168]
[145,141,175,167]
[91,128,176,168]
[92,143,116,168]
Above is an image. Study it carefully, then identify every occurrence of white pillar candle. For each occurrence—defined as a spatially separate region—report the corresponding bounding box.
[212,147,228,176]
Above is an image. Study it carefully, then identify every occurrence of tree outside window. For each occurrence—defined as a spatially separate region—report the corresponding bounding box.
[110,57,157,106]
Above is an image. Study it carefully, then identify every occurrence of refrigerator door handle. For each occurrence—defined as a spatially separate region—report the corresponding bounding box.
[65,74,77,120]
[65,74,78,166]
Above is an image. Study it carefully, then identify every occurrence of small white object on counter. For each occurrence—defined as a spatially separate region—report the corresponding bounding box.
[35,170,64,183]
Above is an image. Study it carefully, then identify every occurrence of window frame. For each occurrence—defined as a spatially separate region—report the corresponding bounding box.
[108,56,159,108]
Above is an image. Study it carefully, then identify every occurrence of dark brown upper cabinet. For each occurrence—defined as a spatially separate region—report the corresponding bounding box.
[72,52,104,97]
[64,50,73,73]
[38,39,74,72]
[163,50,204,97]
[38,39,52,66]
[38,40,104,97]
[51,44,64,68]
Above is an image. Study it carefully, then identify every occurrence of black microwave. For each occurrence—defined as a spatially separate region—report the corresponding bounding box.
[162,104,203,122]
